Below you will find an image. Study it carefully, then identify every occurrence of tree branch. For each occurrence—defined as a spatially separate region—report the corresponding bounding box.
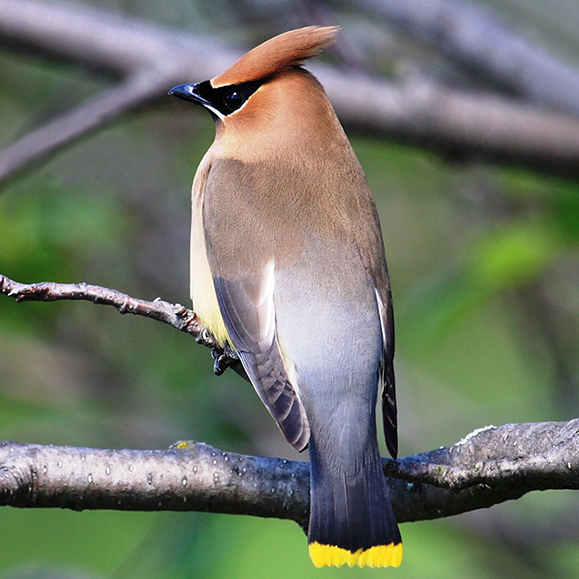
[0,71,164,186]
[0,440,311,528]
[351,0,579,117]
[0,273,244,378]
[386,421,579,493]
[2,419,579,526]
[0,273,201,335]
[315,68,579,172]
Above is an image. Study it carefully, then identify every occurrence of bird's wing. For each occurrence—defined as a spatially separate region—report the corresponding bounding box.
[212,265,310,451]
[374,285,397,459]
[201,158,310,451]
[350,189,398,460]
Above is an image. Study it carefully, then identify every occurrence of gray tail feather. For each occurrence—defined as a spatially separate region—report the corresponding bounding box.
[307,434,401,552]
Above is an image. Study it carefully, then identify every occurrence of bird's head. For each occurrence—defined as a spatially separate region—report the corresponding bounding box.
[169,26,339,125]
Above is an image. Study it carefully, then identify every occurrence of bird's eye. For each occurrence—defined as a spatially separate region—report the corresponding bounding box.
[224,91,244,111]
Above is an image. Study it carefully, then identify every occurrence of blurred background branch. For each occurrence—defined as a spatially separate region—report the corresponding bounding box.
[349,0,579,115]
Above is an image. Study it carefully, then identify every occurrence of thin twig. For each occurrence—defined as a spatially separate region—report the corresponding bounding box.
[0,273,244,377]
[0,273,202,336]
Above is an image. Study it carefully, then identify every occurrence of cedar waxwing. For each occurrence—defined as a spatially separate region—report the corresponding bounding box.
[169,26,402,568]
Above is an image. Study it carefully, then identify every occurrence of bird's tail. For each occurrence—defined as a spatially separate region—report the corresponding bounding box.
[307,434,402,568]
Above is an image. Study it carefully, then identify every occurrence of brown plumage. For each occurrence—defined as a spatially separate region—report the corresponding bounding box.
[211,26,339,87]
[170,26,402,568]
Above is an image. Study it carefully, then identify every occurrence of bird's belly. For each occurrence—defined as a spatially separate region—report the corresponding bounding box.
[190,205,230,346]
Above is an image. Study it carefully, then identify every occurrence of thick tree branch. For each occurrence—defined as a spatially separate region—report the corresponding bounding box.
[386,421,579,493]
[1,0,579,184]
[0,440,311,528]
[2,419,579,526]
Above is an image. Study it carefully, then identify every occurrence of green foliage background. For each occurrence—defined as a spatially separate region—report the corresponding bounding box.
[1,1,579,578]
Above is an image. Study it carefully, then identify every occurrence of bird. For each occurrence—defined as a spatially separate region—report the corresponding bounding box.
[169,26,402,568]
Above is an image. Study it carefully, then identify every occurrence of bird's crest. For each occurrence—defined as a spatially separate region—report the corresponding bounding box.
[211,26,339,88]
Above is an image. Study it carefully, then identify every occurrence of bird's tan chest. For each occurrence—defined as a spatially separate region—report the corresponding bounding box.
[189,159,230,346]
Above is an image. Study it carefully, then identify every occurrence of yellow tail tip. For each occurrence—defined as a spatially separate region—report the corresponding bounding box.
[309,542,403,568]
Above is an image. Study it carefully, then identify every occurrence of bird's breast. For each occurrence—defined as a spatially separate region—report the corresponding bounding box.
[190,153,230,346]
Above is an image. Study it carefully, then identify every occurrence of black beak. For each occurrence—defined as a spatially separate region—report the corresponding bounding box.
[168,83,208,106]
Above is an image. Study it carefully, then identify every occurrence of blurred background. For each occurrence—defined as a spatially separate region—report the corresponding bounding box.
[1,0,579,577]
